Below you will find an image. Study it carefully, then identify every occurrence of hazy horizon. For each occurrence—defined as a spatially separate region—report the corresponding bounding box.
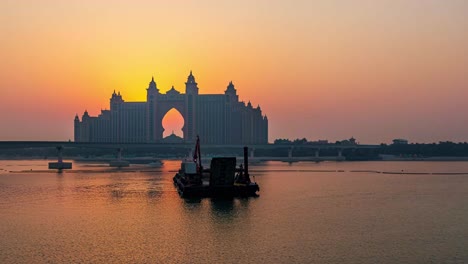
[1,0,467,144]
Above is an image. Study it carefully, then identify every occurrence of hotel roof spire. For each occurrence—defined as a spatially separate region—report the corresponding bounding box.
[186,70,196,84]
[148,75,158,91]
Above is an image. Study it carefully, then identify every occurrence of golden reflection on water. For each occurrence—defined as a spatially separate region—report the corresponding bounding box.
[0,160,468,263]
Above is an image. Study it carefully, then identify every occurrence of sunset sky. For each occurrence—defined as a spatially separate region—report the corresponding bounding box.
[1,0,467,143]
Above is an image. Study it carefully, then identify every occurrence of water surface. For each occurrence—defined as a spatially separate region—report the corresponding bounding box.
[0,160,467,263]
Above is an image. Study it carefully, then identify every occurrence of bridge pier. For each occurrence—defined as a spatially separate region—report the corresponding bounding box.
[57,146,63,163]
[337,148,345,161]
[250,148,255,159]
[48,146,72,170]
[188,149,193,159]
[117,148,122,160]
[110,148,129,167]
[288,147,293,159]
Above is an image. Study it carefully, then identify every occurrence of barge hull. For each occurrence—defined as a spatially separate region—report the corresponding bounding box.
[173,174,259,198]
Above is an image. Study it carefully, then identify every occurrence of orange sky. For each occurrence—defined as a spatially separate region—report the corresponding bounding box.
[1,0,467,143]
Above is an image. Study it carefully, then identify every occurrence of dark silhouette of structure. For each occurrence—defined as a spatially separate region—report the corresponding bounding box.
[74,72,268,144]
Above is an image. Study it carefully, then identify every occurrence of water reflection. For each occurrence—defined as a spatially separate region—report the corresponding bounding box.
[210,198,235,216]
[208,198,254,223]
[181,198,203,217]
[183,198,203,204]
[107,173,126,201]
[2,160,468,263]
[146,176,163,200]
[55,173,65,201]
[110,186,125,200]
[237,197,253,209]
[80,172,167,202]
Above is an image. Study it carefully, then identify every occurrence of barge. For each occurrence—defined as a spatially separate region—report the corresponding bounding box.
[173,137,259,198]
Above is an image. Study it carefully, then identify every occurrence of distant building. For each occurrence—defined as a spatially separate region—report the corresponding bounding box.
[392,139,409,145]
[308,140,329,145]
[74,72,268,144]
[338,137,358,145]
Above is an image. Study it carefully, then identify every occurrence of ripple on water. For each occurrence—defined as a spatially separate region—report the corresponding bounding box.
[0,160,467,263]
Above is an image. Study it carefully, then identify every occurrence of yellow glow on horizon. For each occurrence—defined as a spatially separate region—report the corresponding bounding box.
[1,1,468,143]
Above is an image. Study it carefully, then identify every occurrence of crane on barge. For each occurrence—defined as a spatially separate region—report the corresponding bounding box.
[173,136,259,198]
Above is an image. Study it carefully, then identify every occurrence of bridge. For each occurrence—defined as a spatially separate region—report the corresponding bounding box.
[0,141,379,150]
[0,141,380,160]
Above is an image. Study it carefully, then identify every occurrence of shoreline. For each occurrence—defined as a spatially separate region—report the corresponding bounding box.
[2,156,468,162]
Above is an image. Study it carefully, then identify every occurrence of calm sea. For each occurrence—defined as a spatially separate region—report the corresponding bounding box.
[0,160,467,263]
